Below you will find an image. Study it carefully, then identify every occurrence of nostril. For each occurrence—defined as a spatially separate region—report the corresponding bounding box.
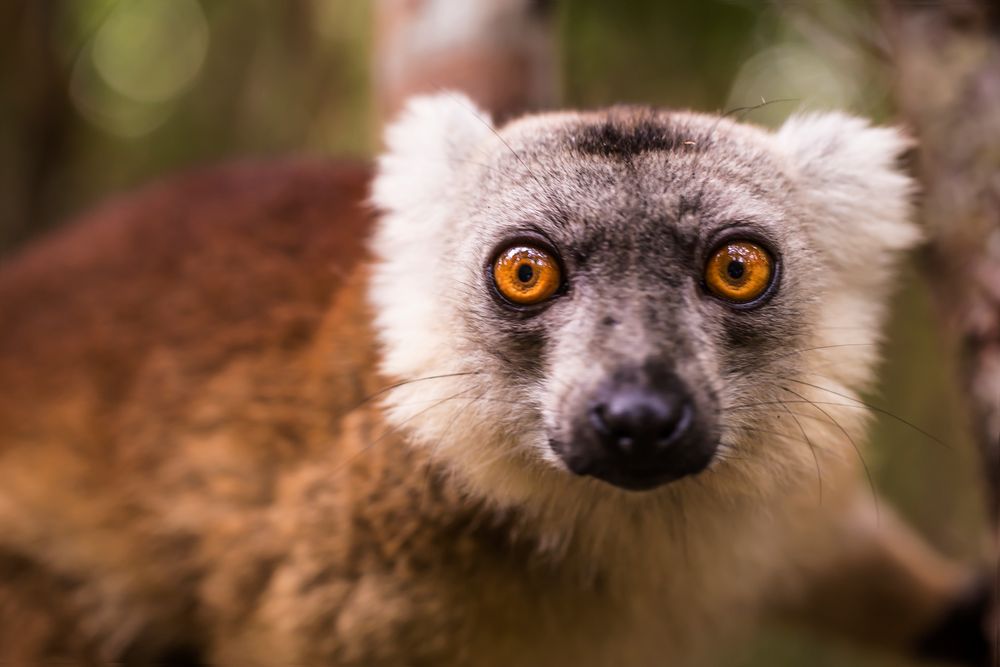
[658,402,692,445]
[588,403,612,435]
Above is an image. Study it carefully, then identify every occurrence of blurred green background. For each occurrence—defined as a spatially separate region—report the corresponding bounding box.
[0,1,986,665]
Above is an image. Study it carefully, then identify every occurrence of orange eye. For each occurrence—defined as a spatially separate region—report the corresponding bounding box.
[704,241,774,304]
[492,244,562,305]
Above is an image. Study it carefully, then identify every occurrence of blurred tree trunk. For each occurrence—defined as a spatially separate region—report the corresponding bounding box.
[373,0,556,125]
[0,0,77,253]
[881,0,1000,658]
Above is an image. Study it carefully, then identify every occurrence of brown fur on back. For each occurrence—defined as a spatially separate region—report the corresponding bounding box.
[0,159,371,434]
[0,160,382,661]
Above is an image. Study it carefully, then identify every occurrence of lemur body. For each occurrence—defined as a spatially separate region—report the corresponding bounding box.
[0,97,984,665]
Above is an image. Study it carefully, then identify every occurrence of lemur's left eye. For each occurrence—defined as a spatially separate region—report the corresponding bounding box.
[492,244,561,305]
[704,241,774,304]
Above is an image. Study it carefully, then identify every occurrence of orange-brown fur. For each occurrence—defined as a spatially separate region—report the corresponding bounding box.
[0,160,406,662]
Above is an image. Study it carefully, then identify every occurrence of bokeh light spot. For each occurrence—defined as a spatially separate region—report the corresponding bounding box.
[91,0,209,104]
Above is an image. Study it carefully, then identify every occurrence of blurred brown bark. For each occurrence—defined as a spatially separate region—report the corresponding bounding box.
[881,0,1000,659]
[373,0,556,125]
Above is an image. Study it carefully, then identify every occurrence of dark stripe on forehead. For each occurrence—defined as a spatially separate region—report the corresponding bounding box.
[569,110,700,159]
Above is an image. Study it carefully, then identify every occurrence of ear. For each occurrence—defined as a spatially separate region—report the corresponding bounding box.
[368,93,495,381]
[775,111,921,274]
[775,113,921,394]
[371,92,495,217]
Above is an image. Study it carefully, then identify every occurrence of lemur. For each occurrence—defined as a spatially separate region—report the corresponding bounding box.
[0,94,989,665]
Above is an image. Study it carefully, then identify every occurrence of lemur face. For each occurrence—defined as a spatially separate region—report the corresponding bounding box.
[371,94,917,499]
[455,115,805,490]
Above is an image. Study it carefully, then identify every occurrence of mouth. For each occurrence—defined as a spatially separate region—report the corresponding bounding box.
[579,466,692,491]
[552,439,716,492]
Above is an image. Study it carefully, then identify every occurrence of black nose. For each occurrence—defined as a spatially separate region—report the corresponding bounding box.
[589,385,692,456]
[559,365,715,490]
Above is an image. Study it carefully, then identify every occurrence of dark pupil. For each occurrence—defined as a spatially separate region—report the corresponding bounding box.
[517,263,534,283]
[726,260,745,280]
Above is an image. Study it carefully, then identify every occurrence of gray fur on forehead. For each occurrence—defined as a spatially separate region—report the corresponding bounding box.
[475,107,793,225]
[463,110,793,258]
[497,107,780,170]
[508,106,771,159]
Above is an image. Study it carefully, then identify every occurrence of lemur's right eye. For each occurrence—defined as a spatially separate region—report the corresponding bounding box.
[492,244,562,305]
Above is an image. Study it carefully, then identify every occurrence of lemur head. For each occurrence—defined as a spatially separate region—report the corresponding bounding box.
[370,93,917,505]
